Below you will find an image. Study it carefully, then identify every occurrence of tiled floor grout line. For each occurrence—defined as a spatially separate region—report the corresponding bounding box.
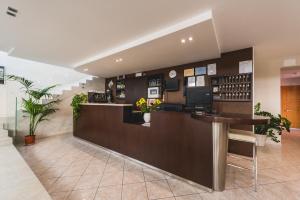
[164,177,176,199]
[120,158,125,200]
[92,152,111,200]
[142,168,150,200]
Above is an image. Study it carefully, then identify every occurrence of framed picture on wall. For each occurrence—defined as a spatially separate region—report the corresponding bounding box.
[196,76,205,87]
[195,66,207,75]
[0,66,4,84]
[187,76,196,87]
[184,68,194,77]
[148,87,160,98]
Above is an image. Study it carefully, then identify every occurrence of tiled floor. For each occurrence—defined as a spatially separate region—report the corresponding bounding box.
[17,130,300,200]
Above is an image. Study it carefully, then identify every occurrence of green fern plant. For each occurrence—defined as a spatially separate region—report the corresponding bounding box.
[7,75,60,136]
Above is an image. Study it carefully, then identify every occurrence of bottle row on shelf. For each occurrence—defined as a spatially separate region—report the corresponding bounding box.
[214,92,251,101]
[212,74,252,85]
[213,83,251,93]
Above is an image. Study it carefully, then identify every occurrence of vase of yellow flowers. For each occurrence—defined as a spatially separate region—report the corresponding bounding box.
[136,98,161,123]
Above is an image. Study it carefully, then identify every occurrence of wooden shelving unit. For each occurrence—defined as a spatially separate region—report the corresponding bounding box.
[116,79,126,99]
[211,73,252,102]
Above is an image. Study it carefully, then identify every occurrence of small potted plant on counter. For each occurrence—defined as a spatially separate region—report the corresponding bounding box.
[254,103,291,146]
[71,93,88,120]
[136,98,161,123]
[7,75,60,145]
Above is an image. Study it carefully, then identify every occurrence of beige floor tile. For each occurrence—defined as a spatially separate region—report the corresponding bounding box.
[50,191,70,200]
[175,194,202,200]
[83,163,105,176]
[50,176,80,193]
[41,166,68,179]
[200,188,255,200]
[89,158,108,166]
[246,182,300,200]
[123,168,145,184]
[62,164,88,177]
[143,168,166,181]
[124,160,143,171]
[146,180,174,200]
[74,174,101,189]
[39,177,58,191]
[167,178,199,196]
[67,188,97,200]
[94,185,122,200]
[100,170,124,187]
[122,182,148,200]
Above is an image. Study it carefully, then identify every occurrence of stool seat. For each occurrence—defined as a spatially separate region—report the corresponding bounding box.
[229,129,256,144]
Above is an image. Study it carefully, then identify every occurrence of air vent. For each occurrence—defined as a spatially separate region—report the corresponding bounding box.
[6,6,18,17]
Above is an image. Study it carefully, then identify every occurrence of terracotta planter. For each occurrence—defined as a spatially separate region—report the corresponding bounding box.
[24,135,35,145]
[143,113,151,123]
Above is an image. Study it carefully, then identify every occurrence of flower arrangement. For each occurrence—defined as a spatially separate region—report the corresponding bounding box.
[136,98,161,113]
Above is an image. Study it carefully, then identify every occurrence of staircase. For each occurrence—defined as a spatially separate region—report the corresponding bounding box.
[0,119,13,146]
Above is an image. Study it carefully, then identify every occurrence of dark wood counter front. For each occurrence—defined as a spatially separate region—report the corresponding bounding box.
[74,104,213,189]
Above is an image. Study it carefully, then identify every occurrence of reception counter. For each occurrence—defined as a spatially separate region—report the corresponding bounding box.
[74,103,269,191]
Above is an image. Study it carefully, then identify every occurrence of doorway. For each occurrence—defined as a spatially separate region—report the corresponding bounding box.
[281,67,300,128]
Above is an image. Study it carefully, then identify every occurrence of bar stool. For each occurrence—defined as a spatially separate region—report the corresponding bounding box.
[228,129,257,191]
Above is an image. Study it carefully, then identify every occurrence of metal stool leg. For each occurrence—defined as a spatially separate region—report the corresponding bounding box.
[253,144,257,192]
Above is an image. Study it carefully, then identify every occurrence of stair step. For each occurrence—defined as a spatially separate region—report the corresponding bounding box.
[0,137,12,146]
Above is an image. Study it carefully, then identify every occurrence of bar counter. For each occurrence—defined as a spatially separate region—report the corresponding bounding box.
[74,103,269,191]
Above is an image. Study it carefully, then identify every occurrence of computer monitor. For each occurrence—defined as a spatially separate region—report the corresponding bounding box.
[165,79,179,91]
[186,87,212,112]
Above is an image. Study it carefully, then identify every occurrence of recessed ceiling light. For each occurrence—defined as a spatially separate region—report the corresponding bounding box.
[115,58,123,63]
[83,68,88,72]
[181,39,186,44]
[188,37,193,41]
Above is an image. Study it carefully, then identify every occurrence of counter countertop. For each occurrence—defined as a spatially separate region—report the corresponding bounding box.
[81,103,133,106]
[191,112,270,125]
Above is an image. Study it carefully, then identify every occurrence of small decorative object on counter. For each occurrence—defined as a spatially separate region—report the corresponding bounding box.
[136,98,161,123]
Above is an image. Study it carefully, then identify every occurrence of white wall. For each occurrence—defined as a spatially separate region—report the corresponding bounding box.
[0,51,94,119]
[254,54,300,114]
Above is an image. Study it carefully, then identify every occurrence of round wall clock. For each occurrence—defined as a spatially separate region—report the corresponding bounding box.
[169,70,177,78]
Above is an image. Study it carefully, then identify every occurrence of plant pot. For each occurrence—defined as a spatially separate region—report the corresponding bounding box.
[24,135,35,145]
[143,113,151,123]
[255,134,267,147]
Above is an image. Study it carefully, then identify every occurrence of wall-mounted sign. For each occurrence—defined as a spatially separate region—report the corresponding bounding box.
[184,68,194,77]
[195,66,206,75]
[135,72,143,77]
[0,66,4,84]
[239,60,253,74]
[196,76,205,87]
[148,87,160,98]
[187,76,196,87]
[207,63,217,75]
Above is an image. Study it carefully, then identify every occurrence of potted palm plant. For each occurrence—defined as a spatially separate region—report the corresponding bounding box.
[7,75,60,145]
[254,103,291,146]
[136,98,161,123]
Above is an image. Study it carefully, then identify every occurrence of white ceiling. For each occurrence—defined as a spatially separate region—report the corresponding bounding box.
[1,0,300,77]
[77,18,220,77]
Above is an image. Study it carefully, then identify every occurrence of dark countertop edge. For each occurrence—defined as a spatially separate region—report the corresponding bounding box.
[191,113,270,125]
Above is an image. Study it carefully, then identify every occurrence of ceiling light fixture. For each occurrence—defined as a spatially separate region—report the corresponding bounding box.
[115,58,123,63]
[181,39,186,44]
[188,37,193,41]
